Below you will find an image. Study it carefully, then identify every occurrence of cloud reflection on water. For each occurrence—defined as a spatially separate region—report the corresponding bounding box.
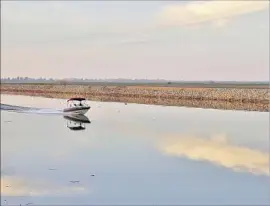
[1,175,89,196]
[158,134,269,176]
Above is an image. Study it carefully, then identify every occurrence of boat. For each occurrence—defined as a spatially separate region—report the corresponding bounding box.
[63,97,90,115]
[64,114,91,131]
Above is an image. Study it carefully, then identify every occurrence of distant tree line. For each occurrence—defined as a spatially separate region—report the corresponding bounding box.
[1,77,268,85]
[0,77,171,84]
[1,77,56,83]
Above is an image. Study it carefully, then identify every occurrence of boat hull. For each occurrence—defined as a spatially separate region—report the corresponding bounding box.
[63,106,90,115]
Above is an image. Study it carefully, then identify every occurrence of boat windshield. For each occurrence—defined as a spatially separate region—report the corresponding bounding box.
[68,100,88,107]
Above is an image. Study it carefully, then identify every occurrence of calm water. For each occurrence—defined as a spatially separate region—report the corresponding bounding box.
[1,94,269,205]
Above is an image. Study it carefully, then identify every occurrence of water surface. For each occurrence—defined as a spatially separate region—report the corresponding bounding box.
[1,94,269,205]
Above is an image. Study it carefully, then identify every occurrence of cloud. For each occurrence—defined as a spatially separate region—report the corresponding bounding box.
[158,134,269,176]
[1,1,92,45]
[157,1,269,27]
[1,1,155,47]
[1,1,91,27]
[1,175,89,196]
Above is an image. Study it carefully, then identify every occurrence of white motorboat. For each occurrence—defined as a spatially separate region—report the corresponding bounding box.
[63,97,90,115]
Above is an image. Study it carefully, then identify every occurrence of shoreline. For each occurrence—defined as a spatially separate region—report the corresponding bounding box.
[1,83,269,112]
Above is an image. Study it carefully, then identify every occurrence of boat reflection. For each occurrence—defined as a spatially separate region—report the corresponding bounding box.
[63,114,91,131]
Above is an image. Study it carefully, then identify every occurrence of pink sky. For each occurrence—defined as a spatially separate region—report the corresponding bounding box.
[1,1,269,81]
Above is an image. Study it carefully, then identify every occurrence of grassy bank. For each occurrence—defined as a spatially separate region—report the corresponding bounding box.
[1,83,269,112]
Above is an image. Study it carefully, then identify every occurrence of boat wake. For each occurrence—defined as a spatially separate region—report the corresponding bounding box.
[0,103,64,115]
[1,103,91,131]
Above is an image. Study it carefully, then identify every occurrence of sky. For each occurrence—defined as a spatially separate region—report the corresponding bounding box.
[1,1,269,81]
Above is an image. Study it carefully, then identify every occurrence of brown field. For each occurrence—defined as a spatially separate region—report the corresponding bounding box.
[1,83,269,112]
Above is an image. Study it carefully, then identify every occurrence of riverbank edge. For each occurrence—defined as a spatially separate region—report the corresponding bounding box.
[1,84,269,112]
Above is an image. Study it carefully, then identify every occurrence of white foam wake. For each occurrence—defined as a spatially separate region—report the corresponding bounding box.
[1,103,64,115]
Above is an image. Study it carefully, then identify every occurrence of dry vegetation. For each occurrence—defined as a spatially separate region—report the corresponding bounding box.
[1,84,269,112]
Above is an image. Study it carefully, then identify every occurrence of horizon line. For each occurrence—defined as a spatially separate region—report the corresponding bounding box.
[1,77,269,83]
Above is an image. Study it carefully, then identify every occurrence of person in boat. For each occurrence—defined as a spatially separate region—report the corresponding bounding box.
[73,102,82,107]
[72,100,82,107]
